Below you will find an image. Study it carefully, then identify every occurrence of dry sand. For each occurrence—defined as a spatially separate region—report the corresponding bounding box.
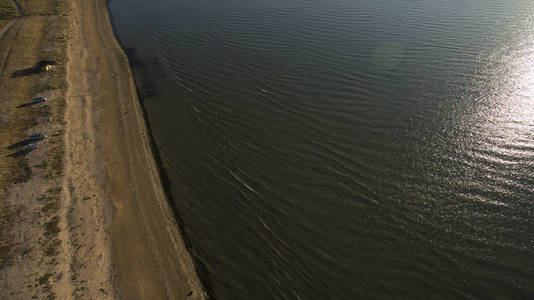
[0,0,205,298]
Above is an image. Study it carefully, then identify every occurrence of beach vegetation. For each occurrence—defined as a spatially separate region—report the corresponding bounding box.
[43,238,60,256]
[37,272,53,285]
[47,186,62,195]
[0,0,70,298]
[0,0,16,18]
[44,216,59,237]
[41,200,58,214]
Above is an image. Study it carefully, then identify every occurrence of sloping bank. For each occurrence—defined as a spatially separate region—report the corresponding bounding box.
[65,0,206,298]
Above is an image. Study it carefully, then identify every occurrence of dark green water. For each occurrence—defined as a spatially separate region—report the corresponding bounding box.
[108,0,534,298]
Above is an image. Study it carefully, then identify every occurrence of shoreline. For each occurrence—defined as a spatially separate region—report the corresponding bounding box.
[106,4,217,297]
[69,0,206,298]
[116,38,217,300]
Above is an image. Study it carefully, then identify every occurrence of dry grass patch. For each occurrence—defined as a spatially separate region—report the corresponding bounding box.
[0,19,11,32]
[0,202,22,269]
[0,0,70,297]
[19,0,68,16]
[0,0,16,18]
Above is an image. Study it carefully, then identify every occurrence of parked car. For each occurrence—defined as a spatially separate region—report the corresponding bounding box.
[31,97,47,103]
[29,133,47,141]
[27,143,38,150]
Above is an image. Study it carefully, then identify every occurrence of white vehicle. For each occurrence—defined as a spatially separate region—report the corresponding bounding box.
[29,133,47,140]
[31,97,47,103]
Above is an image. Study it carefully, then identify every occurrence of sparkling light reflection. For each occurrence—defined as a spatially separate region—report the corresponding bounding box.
[479,26,534,163]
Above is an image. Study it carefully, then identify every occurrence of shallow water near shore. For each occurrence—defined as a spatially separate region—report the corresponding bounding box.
[108,0,534,298]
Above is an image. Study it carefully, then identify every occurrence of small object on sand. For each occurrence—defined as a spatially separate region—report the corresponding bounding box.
[29,133,47,141]
[31,97,47,103]
[27,143,38,150]
[38,60,57,71]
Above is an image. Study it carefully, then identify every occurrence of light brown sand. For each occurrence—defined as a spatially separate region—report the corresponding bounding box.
[64,0,205,298]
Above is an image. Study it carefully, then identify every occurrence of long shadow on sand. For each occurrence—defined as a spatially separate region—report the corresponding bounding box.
[7,148,35,158]
[11,66,43,77]
[11,60,57,78]
[7,139,31,150]
[16,101,42,108]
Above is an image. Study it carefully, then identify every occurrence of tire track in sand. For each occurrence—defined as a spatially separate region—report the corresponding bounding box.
[0,0,23,77]
[0,0,22,40]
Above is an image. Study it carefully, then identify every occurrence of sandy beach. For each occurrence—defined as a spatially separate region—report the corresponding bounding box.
[0,0,205,298]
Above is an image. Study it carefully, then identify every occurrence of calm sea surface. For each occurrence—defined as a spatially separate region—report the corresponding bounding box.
[108,0,534,298]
